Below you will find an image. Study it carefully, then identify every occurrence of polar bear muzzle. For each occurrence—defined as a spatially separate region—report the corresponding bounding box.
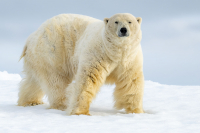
[118,27,129,37]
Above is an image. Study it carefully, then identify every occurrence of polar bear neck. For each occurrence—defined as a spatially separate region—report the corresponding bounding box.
[102,28,141,65]
[101,29,123,63]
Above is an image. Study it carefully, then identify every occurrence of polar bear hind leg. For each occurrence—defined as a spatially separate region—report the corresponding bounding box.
[17,76,44,106]
[43,72,72,111]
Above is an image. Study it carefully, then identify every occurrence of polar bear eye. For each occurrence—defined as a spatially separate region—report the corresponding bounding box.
[129,22,132,24]
[115,21,118,24]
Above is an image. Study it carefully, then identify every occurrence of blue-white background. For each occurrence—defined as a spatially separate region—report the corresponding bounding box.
[0,0,199,85]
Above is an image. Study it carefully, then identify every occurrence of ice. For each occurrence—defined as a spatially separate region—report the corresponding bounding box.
[0,71,199,133]
[0,71,21,81]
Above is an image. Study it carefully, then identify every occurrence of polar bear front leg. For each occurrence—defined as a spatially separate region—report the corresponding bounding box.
[114,71,144,114]
[67,61,109,115]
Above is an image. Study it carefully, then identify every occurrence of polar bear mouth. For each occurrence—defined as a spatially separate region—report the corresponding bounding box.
[118,27,129,37]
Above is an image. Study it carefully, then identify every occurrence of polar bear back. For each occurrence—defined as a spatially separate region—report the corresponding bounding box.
[24,14,102,73]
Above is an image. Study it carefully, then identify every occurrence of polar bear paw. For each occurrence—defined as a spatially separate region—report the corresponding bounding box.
[126,108,144,114]
[18,101,44,107]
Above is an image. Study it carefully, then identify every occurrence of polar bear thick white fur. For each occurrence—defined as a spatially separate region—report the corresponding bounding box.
[18,13,144,115]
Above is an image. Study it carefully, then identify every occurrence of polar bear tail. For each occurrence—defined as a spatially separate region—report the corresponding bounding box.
[19,45,27,62]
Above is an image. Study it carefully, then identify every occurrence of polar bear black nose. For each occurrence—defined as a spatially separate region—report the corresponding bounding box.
[120,28,127,34]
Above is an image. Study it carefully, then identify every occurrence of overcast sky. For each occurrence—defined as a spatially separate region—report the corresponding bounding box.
[0,0,199,85]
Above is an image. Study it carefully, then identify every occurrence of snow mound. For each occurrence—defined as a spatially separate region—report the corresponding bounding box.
[0,71,200,133]
[0,71,21,81]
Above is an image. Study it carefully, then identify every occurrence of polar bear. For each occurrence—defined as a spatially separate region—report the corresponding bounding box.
[18,13,144,115]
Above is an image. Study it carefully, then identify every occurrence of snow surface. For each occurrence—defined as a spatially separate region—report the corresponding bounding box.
[0,71,200,133]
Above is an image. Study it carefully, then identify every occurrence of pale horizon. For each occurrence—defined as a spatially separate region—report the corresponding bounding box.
[0,0,199,85]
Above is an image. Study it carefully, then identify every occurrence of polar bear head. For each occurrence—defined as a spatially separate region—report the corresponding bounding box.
[104,13,142,44]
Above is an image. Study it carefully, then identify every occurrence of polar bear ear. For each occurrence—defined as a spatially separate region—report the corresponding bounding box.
[104,18,109,25]
[136,17,142,25]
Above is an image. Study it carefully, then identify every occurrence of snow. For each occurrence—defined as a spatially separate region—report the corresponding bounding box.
[0,71,21,81]
[0,71,200,133]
